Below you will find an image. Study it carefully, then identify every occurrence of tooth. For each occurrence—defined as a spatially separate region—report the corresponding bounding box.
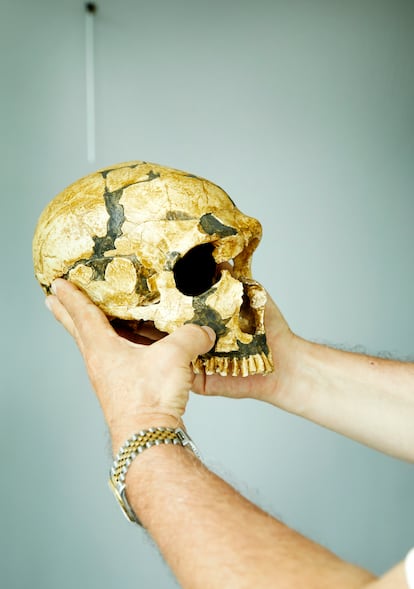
[261,352,273,373]
[231,358,239,376]
[194,350,273,376]
[247,355,257,375]
[207,358,214,375]
[241,357,249,377]
[216,357,222,374]
[254,353,265,373]
[219,357,229,376]
[192,358,202,374]
[213,357,219,374]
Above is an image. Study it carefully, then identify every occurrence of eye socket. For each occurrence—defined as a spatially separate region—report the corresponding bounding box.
[173,243,218,296]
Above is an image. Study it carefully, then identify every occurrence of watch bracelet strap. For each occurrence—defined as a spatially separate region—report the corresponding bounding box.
[109,426,200,525]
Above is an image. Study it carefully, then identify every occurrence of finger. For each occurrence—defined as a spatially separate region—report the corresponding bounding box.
[51,279,114,351]
[192,371,253,398]
[45,295,78,339]
[156,324,216,365]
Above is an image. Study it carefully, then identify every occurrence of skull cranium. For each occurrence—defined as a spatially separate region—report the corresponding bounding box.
[33,161,273,376]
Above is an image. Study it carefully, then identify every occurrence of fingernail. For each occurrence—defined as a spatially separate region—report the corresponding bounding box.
[45,297,53,312]
[50,281,57,295]
[201,326,216,343]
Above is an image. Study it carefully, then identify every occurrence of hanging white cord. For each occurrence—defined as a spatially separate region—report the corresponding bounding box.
[85,3,97,163]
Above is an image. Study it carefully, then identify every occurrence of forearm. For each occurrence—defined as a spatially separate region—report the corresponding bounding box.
[116,418,374,589]
[275,337,414,461]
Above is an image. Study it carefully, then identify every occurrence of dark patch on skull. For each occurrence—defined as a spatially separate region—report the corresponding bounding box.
[60,178,159,296]
[61,256,99,281]
[129,255,158,301]
[62,253,157,302]
[100,164,159,187]
[88,256,112,280]
[186,290,229,337]
[42,282,52,295]
[72,181,124,281]
[165,210,195,221]
[202,334,270,359]
[187,286,270,358]
[62,254,112,282]
[145,169,160,182]
[199,214,237,237]
[93,188,125,261]
[101,162,141,179]
[66,187,125,281]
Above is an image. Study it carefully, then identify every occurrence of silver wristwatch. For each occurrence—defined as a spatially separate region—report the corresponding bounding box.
[109,427,200,525]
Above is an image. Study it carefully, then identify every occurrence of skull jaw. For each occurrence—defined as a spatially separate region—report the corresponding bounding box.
[191,278,274,377]
[193,333,274,377]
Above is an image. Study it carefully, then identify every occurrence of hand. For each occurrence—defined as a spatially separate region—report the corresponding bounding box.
[126,292,301,411]
[191,295,299,409]
[45,279,216,449]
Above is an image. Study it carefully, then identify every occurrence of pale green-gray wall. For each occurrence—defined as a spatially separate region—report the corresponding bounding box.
[1,1,413,587]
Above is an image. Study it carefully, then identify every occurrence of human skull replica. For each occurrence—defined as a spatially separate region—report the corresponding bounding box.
[33,161,273,376]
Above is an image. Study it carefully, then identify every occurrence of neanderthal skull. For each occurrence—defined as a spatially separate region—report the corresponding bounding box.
[33,161,273,376]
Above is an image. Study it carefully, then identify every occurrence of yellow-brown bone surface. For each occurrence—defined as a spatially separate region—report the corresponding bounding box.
[33,161,273,376]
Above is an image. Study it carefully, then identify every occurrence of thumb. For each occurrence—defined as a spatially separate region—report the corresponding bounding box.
[158,324,216,364]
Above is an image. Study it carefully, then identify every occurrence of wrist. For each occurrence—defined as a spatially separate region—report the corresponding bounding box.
[109,412,185,456]
[266,333,312,413]
[109,423,200,527]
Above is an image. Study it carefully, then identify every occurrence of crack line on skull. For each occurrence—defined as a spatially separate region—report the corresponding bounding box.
[63,181,127,282]
[100,163,160,181]
[101,163,141,179]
